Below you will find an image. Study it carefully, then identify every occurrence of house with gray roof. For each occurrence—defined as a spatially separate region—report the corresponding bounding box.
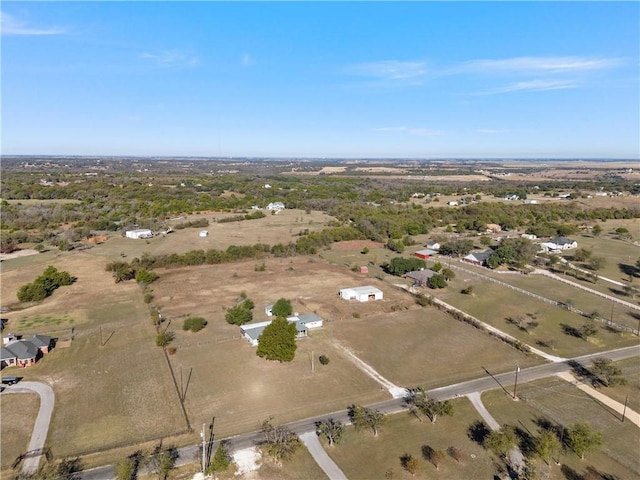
[240,314,324,347]
[1,334,53,369]
[462,250,494,266]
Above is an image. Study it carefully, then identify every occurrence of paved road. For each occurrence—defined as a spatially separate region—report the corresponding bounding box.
[2,381,55,474]
[78,344,639,480]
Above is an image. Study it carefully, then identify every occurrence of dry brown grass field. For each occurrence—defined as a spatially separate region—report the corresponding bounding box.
[0,394,40,470]
[482,377,640,479]
[0,204,637,472]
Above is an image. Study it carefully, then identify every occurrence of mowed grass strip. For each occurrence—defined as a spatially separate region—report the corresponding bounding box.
[0,393,40,471]
[324,398,496,480]
[426,272,638,358]
[331,307,540,389]
[482,377,640,478]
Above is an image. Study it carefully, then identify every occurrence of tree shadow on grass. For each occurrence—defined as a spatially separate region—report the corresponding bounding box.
[467,420,490,446]
[561,324,584,339]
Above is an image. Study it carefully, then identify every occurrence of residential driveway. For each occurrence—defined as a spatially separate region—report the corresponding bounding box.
[299,431,348,480]
[2,381,55,474]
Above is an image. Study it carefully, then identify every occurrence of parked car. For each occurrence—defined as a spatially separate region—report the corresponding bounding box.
[1,376,19,385]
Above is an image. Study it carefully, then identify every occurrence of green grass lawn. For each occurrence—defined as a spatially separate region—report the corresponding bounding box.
[324,398,498,479]
[482,377,640,479]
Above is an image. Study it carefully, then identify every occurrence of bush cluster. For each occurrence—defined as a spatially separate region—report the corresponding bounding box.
[17,266,75,302]
[182,317,207,332]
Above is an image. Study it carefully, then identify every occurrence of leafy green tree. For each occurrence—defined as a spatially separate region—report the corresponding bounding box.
[106,261,135,283]
[316,418,344,446]
[400,453,419,476]
[387,257,426,275]
[260,418,301,464]
[182,317,207,332]
[272,298,293,317]
[421,445,445,469]
[439,239,474,257]
[590,358,627,387]
[536,430,562,465]
[348,404,385,436]
[427,273,447,289]
[147,444,178,480]
[484,425,519,457]
[589,256,606,271]
[225,298,255,325]
[17,266,75,302]
[135,269,159,285]
[17,457,83,480]
[567,422,603,460]
[256,316,297,362]
[207,441,231,473]
[592,224,602,236]
[115,451,143,480]
[441,268,455,280]
[573,248,592,262]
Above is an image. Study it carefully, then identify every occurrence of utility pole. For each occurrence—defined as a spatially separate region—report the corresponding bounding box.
[201,423,206,472]
[513,363,520,400]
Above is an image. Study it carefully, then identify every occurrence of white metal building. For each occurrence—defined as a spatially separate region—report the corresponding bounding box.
[339,286,383,302]
[125,229,153,239]
[199,230,209,237]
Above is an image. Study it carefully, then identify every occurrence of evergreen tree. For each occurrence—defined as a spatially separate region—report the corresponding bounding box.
[256,316,297,362]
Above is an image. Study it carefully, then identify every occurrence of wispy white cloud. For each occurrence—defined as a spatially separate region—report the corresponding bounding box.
[453,56,621,75]
[140,49,200,67]
[1,11,65,36]
[348,61,428,82]
[477,79,578,95]
[373,126,443,136]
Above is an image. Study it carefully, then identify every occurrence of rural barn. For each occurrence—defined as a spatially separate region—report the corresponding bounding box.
[339,286,383,302]
[414,249,437,260]
[125,229,153,239]
[462,250,494,266]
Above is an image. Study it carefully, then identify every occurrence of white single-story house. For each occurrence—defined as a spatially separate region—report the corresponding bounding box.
[240,314,324,346]
[462,250,494,266]
[425,241,441,251]
[521,233,537,240]
[199,230,209,237]
[448,201,459,206]
[339,286,383,302]
[524,199,539,204]
[539,236,578,253]
[125,229,153,239]
[266,202,285,211]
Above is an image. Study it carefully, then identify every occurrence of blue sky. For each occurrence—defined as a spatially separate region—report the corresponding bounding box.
[2,2,638,158]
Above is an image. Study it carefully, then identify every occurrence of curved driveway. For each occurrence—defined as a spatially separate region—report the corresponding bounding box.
[2,381,55,474]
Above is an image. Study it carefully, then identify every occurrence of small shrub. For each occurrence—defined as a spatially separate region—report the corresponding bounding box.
[143,292,154,304]
[182,317,207,332]
[352,312,361,319]
[319,355,330,365]
[461,286,474,295]
[167,346,177,355]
